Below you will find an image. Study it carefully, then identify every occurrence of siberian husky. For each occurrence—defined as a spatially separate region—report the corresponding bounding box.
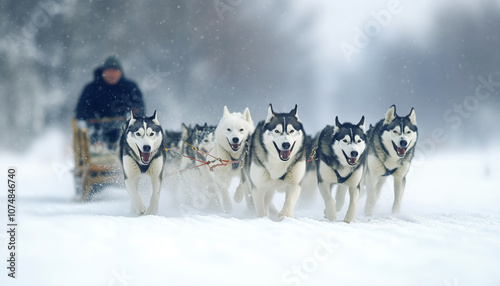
[242,104,306,220]
[119,110,166,215]
[192,123,219,211]
[211,106,254,213]
[316,117,367,223]
[364,105,418,216]
[299,134,320,206]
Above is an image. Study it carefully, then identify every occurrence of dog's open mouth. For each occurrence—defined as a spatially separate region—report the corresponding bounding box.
[342,150,357,166]
[274,142,295,161]
[392,142,407,157]
[227,139,240,152]
[139,150,152,164]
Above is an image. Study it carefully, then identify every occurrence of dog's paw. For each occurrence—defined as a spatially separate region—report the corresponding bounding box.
[222,197,233,213]
[133,204,147,216]
[234,185,244,203]
[222,203,233,214]
[145,207,158,216]
[278,210,293,221]
[324,208,336,221]
[343,214,355,224]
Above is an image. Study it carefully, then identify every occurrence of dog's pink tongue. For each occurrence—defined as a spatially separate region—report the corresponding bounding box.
[348,157,357,165]
[397,147,406,156]
[141,152,151,163]
[280,150,291,160]
[231,143,240,150]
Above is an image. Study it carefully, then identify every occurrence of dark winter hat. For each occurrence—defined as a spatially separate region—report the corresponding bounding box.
[102,56,123,71]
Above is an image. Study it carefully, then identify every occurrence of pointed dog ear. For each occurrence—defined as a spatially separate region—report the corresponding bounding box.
[129,110,136,125]
[334,116,341,133]
[151,110,160,125]
[265,104,275,124]
[408,108,417,126]
[243,107,253,124]
[181,123,190,140]
[290,104,301,122]
[384,105,397,125]
[223,106,230,117]
[357,116,365,132]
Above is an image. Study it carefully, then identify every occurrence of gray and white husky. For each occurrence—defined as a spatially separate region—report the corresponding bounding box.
[241,104,306,220]
[364,105,418,216]
[119,110,166,215]
[316,117,367,223]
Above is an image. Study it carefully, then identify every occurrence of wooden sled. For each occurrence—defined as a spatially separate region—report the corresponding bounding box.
[72,118,123,201]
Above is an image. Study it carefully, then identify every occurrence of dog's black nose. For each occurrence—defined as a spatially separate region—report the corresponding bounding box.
[282,142,291,150]
[232,137,239,144]
[351,151,358,157]
[143,145,151,152]
[400,140,407,147]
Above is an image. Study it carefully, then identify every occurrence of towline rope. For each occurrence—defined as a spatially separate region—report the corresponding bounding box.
[164,141,245,176]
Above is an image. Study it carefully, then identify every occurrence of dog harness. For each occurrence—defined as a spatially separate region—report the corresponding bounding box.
[231,140,249,170]
[333,169,353,184]
[382,167,397,177]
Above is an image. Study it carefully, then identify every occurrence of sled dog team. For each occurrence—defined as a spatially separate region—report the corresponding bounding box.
[120,104,418,223]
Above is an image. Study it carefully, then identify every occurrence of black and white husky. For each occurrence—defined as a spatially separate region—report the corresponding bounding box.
[364,105,418,216]
[316,117,367,223]
[119,110,166,215]
[242,104,306,220]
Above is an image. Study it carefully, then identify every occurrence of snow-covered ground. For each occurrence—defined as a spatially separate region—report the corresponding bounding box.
[1,129,499,286]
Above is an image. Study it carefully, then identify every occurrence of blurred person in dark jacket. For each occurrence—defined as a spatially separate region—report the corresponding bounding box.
[75,56,145,150]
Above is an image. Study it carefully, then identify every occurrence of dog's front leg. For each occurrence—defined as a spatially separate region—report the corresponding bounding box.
[279,184,301,220]
[364,170,386,216]
[252,187,268,217]
[146,176,162,215]
[214,170,232,213]
[335,184,348,212]
[343,185,360,223]
[392,176,406,214]
[319,181,336,221]
[216,178,232,213]
[125,178,146,215]
[220,186,233,213]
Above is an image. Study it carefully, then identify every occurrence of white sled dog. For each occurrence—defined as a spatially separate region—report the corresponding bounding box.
[316,117,367,223]
[364,105,418,216]
[211,106,254,213]
[242,104,306,220]
[119,110,166,215]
